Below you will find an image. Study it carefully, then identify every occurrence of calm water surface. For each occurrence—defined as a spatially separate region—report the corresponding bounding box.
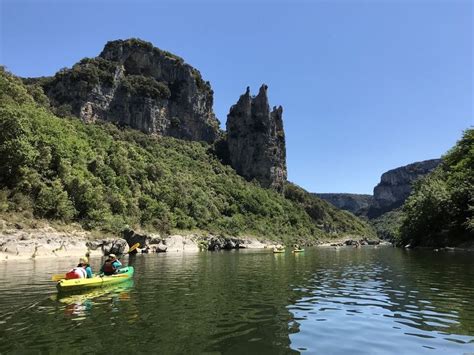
[0,247,473,354]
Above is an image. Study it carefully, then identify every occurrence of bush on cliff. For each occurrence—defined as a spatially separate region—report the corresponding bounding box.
[0,67,374,240]
[371,209,403,242]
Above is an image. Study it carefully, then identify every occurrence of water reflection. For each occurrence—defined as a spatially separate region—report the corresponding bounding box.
[0,247,473,354]
[53,280,135,319]
[287,247,474,353]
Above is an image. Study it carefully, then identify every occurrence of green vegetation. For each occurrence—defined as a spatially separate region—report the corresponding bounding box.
[120,75,171,99]
[396,129,473,247]
[284,183,372,237]
[0,67,374,241]
[55,57,117,90]
[371,208,403,242]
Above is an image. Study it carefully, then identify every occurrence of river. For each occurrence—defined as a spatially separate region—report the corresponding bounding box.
[0,246,473,354]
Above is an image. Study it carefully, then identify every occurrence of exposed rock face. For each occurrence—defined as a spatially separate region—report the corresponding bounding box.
[368,159,441,218]
[41,38,220,142]
[226,85,287,191]
[314,159,441,221]
[121,228,265,252]
[87,238,129,256]
[315,193,373,216]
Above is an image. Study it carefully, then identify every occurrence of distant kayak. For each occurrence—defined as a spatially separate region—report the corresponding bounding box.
[273,249,285,254]
[292,249,305,253]
[56,267,134,293]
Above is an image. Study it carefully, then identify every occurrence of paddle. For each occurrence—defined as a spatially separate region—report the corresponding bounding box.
[51,274,69,282]
[124,242,141,256]
[51,243,141,281]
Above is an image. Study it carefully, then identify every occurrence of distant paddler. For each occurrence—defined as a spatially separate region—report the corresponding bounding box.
[292,244,305,253]
[273,244,285,253]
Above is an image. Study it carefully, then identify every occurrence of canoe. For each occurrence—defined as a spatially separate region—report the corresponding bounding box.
[56,267,134,293]
[273,249,285,254]
[292,249,305,253]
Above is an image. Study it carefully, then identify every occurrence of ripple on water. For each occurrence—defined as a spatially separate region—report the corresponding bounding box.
[287,249,474,354]
[0,248,473,354]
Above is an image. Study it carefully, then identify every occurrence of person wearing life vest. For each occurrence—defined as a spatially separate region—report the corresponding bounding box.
[65,256,93,279]
[100,254,122,276]
[78,256,93,278]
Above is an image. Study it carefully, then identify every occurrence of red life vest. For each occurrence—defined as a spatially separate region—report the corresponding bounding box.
[102,260,117,274]
[66,267,87,279]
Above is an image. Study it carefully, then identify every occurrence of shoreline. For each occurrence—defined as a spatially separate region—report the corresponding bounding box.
[3,223,472,263]
[0,225,271,262]
[1,224,380,262]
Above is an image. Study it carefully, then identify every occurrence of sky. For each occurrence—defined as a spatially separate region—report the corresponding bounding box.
[1,0,472,194]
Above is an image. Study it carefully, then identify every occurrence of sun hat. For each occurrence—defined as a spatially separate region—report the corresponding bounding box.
[79,256,88,264]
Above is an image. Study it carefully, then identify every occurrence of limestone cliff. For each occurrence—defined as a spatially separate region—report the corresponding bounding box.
[315,159,441,220]
[37,38,220,142]
[226,85,287,191]
[315,193,373,216]
[367,159,441,218]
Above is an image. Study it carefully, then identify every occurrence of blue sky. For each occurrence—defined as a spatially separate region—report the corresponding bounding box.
[1,0,472,194]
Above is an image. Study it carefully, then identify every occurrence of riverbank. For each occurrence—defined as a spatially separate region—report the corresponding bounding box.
[1,217,384,262]
[0,225,270,261]
[4,218,473,263]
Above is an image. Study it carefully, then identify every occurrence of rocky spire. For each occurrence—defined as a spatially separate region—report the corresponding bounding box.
[226,85,287,192]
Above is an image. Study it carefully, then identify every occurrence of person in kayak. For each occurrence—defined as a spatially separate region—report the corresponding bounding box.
[65,256,93,279]
[78,256,93,278]
[100,254,122,276]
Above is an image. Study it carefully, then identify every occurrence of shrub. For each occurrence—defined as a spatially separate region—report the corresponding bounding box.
[120,75,171,99]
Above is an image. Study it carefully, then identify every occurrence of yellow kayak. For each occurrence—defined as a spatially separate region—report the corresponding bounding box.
[273,249,285,253]
[292,249,305,253]
[56,267,134,293]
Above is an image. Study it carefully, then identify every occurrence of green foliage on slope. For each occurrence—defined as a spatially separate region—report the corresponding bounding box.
[397,129,473,247]
[371,208,404,242]
[0,67,374,240]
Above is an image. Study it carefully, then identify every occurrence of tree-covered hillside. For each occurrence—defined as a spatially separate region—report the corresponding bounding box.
[396,129,473,247]
[0,67,374,242]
